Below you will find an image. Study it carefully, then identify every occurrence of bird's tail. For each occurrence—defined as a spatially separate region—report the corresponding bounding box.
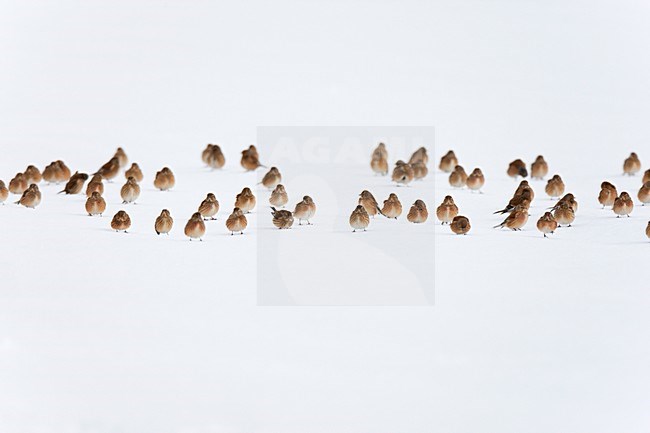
[57,190,66,194]
[493,223,504,229]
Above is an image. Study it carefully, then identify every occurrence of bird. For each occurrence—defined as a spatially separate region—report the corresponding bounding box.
[120,176,141,204]
[409,147,428,165]
[545,174,565,199]
[373,142,389,160]
[85,191,106,216]
[23,165,42,184]
[623,152,641,176]
[515,180,535,201]
[41,162,57,184]
[205,144,226,169]
[271,207,294,229]
[260,167,282,190]
[125,163,143,182]
[598,181,617,208]
[644,169,650,184]
[358,190,383,217]
[647,221,650,240]
[110,210,131,232]
[226,207,248,235]
[58,172,88,195]
[494,188,532,215]
[439,150,458,173]
[0,180,8,204]
[613,192,634,217]
[392,160,415,186]
[466,168,485,193]
[234,187,256,213]
[54,160,71,183]
[381,193,402,219]
[198,193,220,220]
[269,184,289,207]
[450,215,471,235]
[449,165,468,188]
[494,204,529,230]
[184,212,206,241]
[8,173,28,194]
[153,167,175,191]
[553,202,575,227]
[15,184,41,208]
[155,209,174,235]
[349,204,370,232]
[507,159,528,178]
[549,193,578,213]
[293,195,316,225]
[240,145,264,171]
[637,181,650,205]
[95,157,120,182]
[536,212,558,238]
[436,195,459,224]
[85,174,104,197]
[530,155,549,180]
[407,199,429,223]
[412,161,428,180]
[370,143,389,176]
[114,147,128,168]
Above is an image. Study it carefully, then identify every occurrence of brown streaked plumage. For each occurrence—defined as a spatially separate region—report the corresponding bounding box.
[241,145,264,171]
[450,215,471,235]
[409,147,428,165]
[407,199,428,223]
[349,204,370,232]
[358,190,383,217]
[269,184,289,207]
[85,191,106,216]
[8,173,28,194]
[42,162,57,184]
[155,209,173,235]
[549,193,578,213]
[271,207,294,229]
[125,163,143,182]
[55,160,71,183]
[436,195,459,225]
[293,195,316,225]
[58,172,88,195]
[643,169,650,184]
[86,174,104,197]
[439,150,457,173]
[494,188,532,215]
[494,205,529,230]
[391,160,414,185]
[153,167,175,191]
[202,144,214,165]
[23,165,42,184]
[507,159,528,178]
[184,212,206,241]
[545,174,565,199]
[260,167,282,190]
[198,193,220,220]
[613,192,634,217]
[553,202,575,227]
[381,193,402,219]
[226,207,248,235]
[234,187,256,213]
[536,212,557,237]
[449,165,468,188]
[120,176,141,204]
[15,184,41,208]
[637,181,650,205]
[598,181,617,208]
[372,142,388,160]
[530,155,548,180]
[110,210,131,232]
[95,157,120,181]
[412,161,428,180]
[207,144,225,169]
[114,147,128,168]
[515,180,535,201]
[0,180,8,204]
[623,152,641,176]
[466,168,485,192]
[370,143,389,176]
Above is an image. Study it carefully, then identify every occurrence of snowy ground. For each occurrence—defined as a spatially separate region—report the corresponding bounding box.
[2,1,650,433]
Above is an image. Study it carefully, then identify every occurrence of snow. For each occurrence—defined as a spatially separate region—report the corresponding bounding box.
[1,1,650,433]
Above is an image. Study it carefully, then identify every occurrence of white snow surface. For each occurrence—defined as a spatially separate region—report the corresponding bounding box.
[1,1,650,433]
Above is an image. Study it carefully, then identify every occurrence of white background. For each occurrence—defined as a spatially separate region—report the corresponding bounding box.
[1,1,650,432]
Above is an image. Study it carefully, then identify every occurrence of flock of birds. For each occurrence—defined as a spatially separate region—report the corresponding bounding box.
[1,144,649,240]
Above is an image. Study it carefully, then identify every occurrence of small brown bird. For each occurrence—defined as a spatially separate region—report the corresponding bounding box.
[449,165,468,188]
[8,173,28,194]
[392,160,414,186]
[409,147,428,165]
[234,187,256,213]
[349,204,370,232]
[643,169,650,184]
[23,165,42,184]
[260,167,282,190]
[86,174,104,197]
[155,209,174,235]
[114,147,128,168]
[226,207,248,235]
[412,161,428,180]
[198,193,220,220]
[439,150,458,173]
[613,192,634,217]
[358,190,383,217]
[381,193,402,219]
[204,144,226,169]
[55,160,71,183]
[507,159,528,178]
[269,184,289,207]
[110,210,131,232]
[293,195,316,225]
[598,181,617,208]
[637,181,650,205]
[0,180,8,204]
[153,167,175,191]
[623,152,641,176]
[407,199,429,223]
[646,221,650,240]
[450,215,471,235]
[550,193,578,213]
[436,195,459,225]
[85,191,106,216]
[370,143,389,176]
[466,168,485,193]
[515,180,535,201]
[545,174,565,199]
[494,205,529,230]
[120,176,141,204]
[494,188,532,215]
[95,157,120,182]
[58,172,88,195]
[241,145,264,171]
[184,212,206,241]
[125,163,143,182]
[553,202,575,227]
[202,144,214,165]
[15,184,41,208]
[373,142,388,160]
[41,163,57,184]
[271,207,294,229]
[536,212,558,237]
[530,155,549,180]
